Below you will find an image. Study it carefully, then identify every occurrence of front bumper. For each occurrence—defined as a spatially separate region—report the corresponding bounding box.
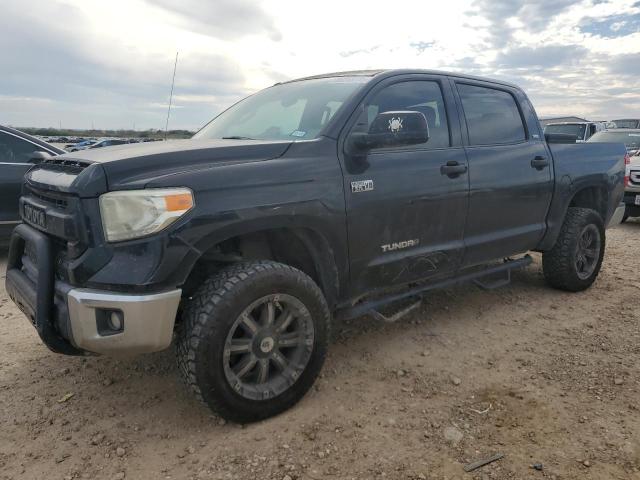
[5,224,181,356]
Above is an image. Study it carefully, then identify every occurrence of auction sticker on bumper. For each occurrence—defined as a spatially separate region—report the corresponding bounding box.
[636,195,640,206]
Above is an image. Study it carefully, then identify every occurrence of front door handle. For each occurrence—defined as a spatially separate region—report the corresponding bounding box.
[440,160,467,178]
[531,156,549,170]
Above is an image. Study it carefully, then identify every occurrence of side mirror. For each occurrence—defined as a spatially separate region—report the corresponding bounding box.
[349,111,430,152]
[29,151,53,164]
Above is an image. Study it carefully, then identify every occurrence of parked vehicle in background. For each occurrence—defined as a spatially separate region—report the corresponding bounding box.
[88,139,128,149]
[611,119,640,129]
[0,126,64,242]
[589,129,640,221]
[543,121,605,142]
[67,139,97,152]
[5,69,626,422]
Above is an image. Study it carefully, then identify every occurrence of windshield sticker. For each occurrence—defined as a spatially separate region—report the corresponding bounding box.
[291,130,307,137]
[629,134,640,137]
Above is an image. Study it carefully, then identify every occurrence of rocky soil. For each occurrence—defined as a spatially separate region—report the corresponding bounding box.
[1,221,639,480]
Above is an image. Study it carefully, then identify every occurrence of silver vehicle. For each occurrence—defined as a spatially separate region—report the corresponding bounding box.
[543,121,606,143]
[588,129,640,221]
[611,119,640,129]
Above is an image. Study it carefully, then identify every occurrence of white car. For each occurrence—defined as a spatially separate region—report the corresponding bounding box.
[588,129,640,221]
[544,121,606,143]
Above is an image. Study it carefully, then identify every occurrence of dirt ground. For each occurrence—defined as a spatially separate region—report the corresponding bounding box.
[1,222,639,480]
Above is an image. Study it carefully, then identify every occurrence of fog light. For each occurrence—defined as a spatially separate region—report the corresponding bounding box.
[108,311,123,331]
[96,309,124,336]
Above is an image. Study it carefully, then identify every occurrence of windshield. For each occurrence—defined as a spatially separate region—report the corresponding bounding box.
[544,123,587,139]
[612,119,640,129]
[588,131,640,150]
[194,77,368,141]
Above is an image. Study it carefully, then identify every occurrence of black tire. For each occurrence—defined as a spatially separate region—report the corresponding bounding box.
[176,260,330,423]
[542,207,605,292]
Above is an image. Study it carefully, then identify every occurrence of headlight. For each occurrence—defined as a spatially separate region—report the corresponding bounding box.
[99,188,194,242]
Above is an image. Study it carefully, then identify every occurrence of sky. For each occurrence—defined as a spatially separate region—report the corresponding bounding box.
[1,0,639,131]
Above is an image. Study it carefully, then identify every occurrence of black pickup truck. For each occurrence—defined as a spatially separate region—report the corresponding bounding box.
[5,70,627,422]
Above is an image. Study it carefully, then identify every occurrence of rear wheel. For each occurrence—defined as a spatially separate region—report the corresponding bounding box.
[542,207,605,292]
[177,261,329,423]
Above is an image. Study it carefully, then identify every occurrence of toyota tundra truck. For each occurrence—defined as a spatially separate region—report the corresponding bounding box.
[5,70,627,422]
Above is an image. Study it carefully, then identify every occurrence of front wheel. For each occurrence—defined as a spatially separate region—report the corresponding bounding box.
[176,261,329,423]
[542,207,605,292]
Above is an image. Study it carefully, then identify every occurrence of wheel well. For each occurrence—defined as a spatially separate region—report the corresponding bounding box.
[568,186,607,221]
[182,228,339,307]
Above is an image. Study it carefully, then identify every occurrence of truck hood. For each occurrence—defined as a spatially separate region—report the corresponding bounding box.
[47,139,293,192]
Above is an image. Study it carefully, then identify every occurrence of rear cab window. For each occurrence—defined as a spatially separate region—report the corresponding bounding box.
[456,83,527,145]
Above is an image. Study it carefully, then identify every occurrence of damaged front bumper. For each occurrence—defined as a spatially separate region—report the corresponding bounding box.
[5,224,181,356]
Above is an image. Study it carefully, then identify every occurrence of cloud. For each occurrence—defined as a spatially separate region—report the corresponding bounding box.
[494,45,589,68]
[467,0,578,47]
[145,0,282,41]
[2,0,640,129]
[608,52,640,75]
[0,0,248,130]
[409,41,436,54]
[580,12,640,37]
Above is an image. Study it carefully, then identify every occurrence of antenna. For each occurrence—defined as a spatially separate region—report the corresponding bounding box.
[164,51,179,140]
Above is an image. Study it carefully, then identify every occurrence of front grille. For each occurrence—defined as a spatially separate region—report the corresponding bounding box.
[630,170,640,186]
[28,188,69,209]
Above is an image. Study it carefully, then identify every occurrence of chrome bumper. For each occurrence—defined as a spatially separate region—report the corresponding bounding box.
[67,288,181,356]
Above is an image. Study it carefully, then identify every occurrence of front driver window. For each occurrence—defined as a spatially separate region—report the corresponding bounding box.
[352,80,451,149]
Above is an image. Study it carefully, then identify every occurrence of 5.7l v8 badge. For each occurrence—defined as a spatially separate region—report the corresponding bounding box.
[351,180,374,193]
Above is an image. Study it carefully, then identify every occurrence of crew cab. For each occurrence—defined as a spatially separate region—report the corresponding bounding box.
[5,70,627,422]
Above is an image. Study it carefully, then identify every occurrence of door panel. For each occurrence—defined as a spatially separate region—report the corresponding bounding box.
[0,164,30,222]
[0,131,35,223]
[462,142,552,266]
[345,148,469,293]
[454,82,553,267]
[341,77,469,296]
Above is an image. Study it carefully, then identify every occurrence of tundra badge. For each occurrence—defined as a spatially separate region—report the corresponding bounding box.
[351,180,374,193]
[381,239,420,252]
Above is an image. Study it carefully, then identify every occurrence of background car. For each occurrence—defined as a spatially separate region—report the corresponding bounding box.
[0,126,65,243]
[67,139,97,152]
[543,121,605,142]
[611,119,640,129]
[88,138,128,149]
[588,129,640,221]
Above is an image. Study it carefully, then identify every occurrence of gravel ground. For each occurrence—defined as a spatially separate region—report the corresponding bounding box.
[1,221,639,480]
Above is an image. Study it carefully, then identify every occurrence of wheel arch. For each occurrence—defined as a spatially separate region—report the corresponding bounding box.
[181,223,342,309]
[537,181,609,251]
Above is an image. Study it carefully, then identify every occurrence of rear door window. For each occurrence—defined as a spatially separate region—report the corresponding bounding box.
[457,84,526,145]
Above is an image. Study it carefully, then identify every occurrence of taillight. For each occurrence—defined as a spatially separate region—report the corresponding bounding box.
[624,153,630,187]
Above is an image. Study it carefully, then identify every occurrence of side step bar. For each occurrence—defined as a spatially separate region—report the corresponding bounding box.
[337,255,532,321]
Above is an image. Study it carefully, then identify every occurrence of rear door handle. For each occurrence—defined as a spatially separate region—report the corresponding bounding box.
[531,156,549,170]
[440,161,467,178]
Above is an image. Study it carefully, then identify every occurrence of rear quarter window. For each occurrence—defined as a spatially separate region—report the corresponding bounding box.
[457,84,526,146]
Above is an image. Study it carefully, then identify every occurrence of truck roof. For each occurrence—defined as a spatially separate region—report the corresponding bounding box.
[278,69,521,90]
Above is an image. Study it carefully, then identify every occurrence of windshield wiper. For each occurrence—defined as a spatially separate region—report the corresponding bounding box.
[221,136,256,140]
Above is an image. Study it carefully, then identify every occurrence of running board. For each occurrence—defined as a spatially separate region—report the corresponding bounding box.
[337,255,532,321]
